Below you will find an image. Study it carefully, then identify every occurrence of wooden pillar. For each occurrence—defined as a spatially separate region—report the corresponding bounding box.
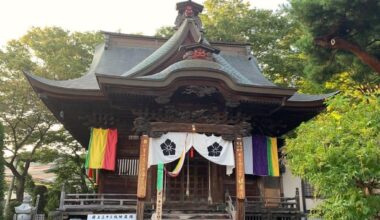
[235,137,245,220]
[136,135,149,220]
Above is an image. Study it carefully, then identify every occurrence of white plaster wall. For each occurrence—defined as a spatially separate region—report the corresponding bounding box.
[305,198,322,211]
[282,166,304,212]
[282,166,323,214]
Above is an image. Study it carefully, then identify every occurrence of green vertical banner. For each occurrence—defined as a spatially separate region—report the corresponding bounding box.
[267,137,274,176]
[157,163,164,191]
[156,163,164,220]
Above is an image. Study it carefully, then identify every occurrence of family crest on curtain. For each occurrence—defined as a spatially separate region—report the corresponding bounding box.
[148,132,235,175]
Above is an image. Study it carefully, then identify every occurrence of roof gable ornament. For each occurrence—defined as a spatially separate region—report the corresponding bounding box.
[175,0,204,30]
[180,42,220,61]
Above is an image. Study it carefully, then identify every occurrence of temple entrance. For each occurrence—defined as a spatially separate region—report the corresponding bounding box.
[164,150,211,207]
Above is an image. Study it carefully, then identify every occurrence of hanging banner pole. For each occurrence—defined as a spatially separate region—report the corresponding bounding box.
[156,163,164,220]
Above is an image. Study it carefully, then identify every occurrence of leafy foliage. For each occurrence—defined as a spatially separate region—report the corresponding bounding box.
[4,200,20,220]
[42,127,94,212]
[201,0,251,42]
[155,0,307,88]
[155,26,176,38]
[33,185,48,214]
[200,0,307,87]
[0,122,4,220]
[286,93,380,219]
[289,0,380,82]
[0,27,102,202]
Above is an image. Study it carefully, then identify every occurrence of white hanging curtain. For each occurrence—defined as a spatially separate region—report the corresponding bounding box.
[148,132,235,175]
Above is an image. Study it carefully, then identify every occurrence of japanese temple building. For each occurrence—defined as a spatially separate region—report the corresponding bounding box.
[25,1,334,220]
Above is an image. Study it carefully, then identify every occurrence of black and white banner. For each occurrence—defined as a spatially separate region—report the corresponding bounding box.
[148,132,234,175]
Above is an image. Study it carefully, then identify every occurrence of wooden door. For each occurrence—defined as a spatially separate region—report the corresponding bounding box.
[165,151,210,206]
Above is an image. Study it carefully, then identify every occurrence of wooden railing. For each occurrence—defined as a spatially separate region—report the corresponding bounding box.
[245,196,299,211]
[226,188,302,220]
[59,193,138,211]
[244,188,302,220]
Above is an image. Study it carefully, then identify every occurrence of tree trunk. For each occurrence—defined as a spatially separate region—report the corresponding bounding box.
[15,177,26,202]
[80,166,89,192]
[314,36,380,74]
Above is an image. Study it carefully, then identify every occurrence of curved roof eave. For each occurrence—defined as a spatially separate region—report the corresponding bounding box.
[288,91,339,102]
[21,43,109,97]
[23,71,103,97]
[22,43,108,97]
[283,91,339,108]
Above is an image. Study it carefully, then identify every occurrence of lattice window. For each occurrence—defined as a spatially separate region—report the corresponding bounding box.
[116,158,139,176]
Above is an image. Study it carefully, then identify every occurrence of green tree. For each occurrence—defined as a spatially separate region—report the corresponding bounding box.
[201,0,251,42]
[155,26,176,38]
[155,1,380,219]
[289,0,380,82]
[0,27,102,202]
[286,90,380,219]
[156,0,307,87]
[33,185,48,214]
[285,1,380,218]
[200,0,308,87]
[45,130,95,212]
[0,122,5,220]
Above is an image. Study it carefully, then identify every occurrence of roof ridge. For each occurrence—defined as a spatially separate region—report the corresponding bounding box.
[121,19,193,78]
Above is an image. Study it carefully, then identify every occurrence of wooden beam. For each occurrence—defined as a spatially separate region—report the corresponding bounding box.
[235,137,246,220]
[150,122,236,134]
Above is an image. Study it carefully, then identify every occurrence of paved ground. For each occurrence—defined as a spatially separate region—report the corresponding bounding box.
[5,162,55,183]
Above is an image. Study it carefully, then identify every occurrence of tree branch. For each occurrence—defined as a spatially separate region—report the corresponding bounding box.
[4,160,21,179]
[22,160,32,177]
[3,117,20,151]
[314,36,380,74]
[367,39,380,47]
[3,145,15,154]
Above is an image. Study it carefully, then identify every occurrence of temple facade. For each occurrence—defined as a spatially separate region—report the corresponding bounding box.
[25,1,333,220]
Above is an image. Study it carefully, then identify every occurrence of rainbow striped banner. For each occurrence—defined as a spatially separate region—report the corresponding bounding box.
[249,135,280,176]
[85,128,118,170]
[267,137,280,176]
[165,146,187,177]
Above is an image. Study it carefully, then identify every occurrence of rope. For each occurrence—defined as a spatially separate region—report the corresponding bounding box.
[186,152,190,197]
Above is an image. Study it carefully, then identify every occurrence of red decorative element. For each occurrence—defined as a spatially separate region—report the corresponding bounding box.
[185,5,194,17]
[190,148,194,158]
[88,168,93,178]
[192,48,207,59]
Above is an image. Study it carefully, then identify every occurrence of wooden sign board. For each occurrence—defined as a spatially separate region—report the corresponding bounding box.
[137,135,149,198]
[235,137,246,200]
[88,214,136,220]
